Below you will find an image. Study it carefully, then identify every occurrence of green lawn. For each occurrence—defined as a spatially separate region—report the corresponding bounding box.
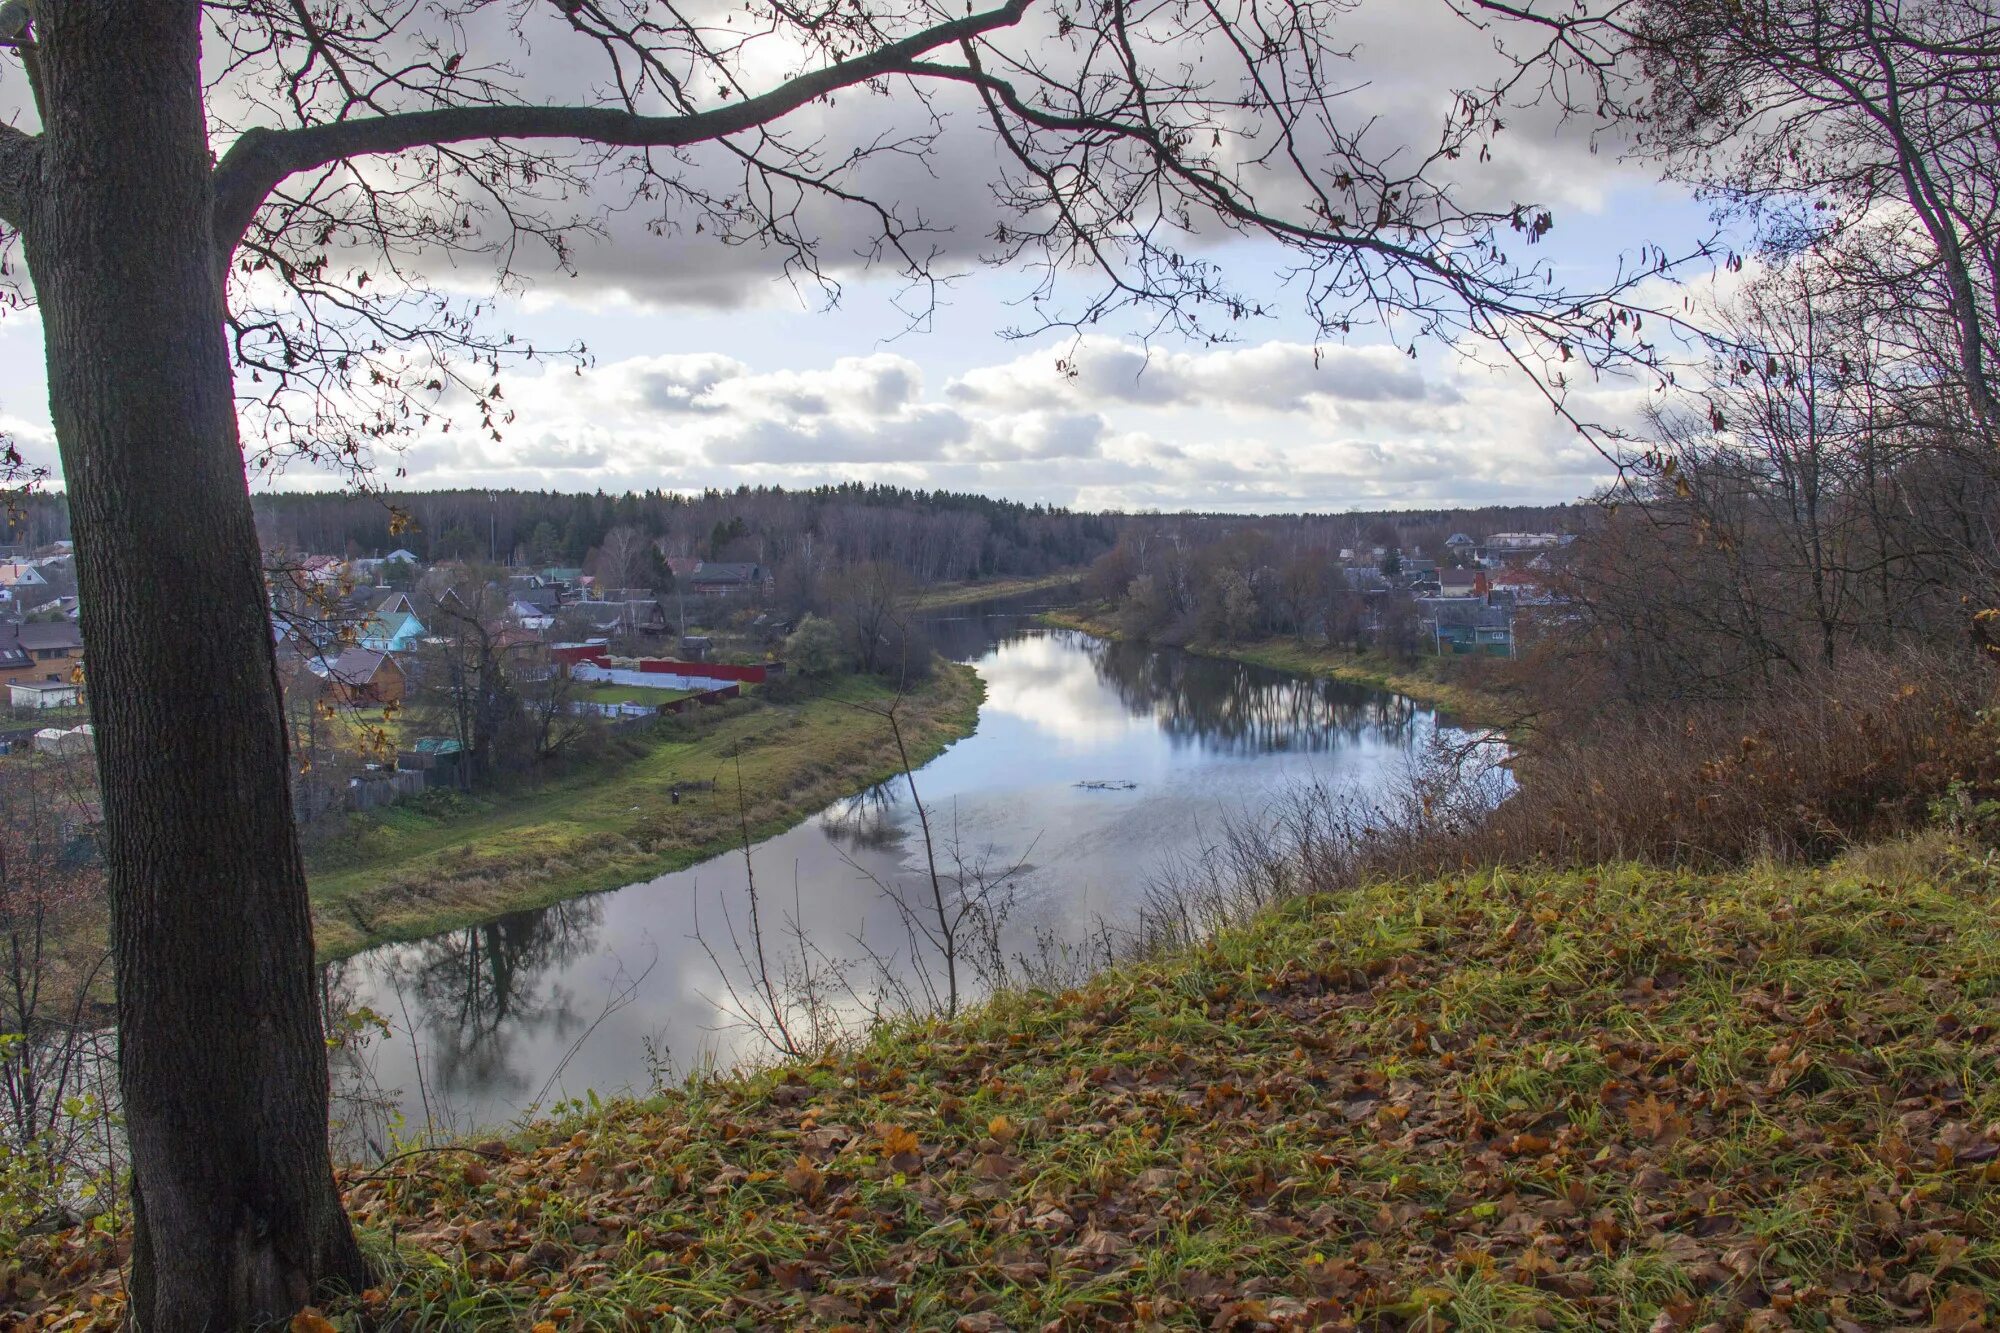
[570,680,699,706]
[301,664,983,959]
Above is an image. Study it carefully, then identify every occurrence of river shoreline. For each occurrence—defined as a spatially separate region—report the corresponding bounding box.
[305,662,985,961]
[1038,605,1511,725]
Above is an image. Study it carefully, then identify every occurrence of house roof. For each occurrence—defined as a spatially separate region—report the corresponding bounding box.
[689,561,762,585]
[360,589,413,615]
[325,647,399,684]
[572,599,663,628]
[1445,533,1475,545]
[1421,598,1511,629]
[11,679,78,695]
[15,621,82,653]
[0,562,46,585]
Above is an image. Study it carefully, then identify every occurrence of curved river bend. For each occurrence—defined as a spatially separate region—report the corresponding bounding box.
[326,602,1483,1152]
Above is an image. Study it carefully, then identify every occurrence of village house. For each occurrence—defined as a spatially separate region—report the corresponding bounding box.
[0,556,48,592]
[508,599,555,632]
[685,561,770,599]
[0,620,84,688]
[355,589,427,653]
[1438,567,1490,598]
[567,597,668,637]
[319,647,406,706]
[1420,597,1516,657]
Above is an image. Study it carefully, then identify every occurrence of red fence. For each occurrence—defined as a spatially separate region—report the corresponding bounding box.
[661,683,741,713]
[634,658,768,683]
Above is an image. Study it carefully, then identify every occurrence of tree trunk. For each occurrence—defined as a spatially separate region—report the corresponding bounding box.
[29,1,368,1325]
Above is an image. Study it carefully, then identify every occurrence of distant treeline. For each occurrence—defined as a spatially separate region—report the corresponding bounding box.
[245,488,1580,573]
[5,480,1590,589]
[250,484,1118,582]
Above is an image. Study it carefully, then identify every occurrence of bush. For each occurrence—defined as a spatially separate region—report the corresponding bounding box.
[783,614,842,677]
[1143,650,2000,946]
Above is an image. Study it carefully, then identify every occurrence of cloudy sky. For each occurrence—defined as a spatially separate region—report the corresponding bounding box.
[0,0,1732,514]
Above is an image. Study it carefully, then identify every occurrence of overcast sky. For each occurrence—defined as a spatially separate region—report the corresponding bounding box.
[0,0,1731,514]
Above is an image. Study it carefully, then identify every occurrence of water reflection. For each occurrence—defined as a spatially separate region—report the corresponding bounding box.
[1083,635,1422,754]
[328,603,1485,1146]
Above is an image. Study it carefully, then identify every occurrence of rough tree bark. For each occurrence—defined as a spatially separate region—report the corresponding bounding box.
[25,0,369,1325]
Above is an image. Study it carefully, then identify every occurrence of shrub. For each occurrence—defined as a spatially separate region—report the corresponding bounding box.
[1144,650,2000,945]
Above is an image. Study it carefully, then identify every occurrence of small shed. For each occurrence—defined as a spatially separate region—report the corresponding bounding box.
[11,679,82,710]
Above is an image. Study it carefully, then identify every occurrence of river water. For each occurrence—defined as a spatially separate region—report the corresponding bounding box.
[325,600,1484,1153]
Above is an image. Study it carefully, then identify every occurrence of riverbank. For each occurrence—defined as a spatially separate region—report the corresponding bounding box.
[906,570,1083,610]
[1041,605,1510,724]
[20,843,1999,1328]
[302,662,984,960]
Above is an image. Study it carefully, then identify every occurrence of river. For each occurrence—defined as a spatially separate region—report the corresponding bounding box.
[324,601,1488,1155]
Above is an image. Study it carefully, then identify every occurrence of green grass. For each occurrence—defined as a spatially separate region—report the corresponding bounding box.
[24,847,2000,1329]
[300,664,983,960]
[1042,605,1509,724]
[568,681,699,706]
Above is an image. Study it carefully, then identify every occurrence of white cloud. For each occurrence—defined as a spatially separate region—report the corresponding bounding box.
[341,328,1636,510]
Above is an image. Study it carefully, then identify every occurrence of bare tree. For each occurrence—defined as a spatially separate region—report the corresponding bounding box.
[1630,0,2000,429]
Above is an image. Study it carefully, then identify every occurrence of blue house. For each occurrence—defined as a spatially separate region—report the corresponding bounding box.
[355,590,427,653]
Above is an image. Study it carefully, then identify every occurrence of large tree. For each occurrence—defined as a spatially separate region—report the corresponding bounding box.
[0,0,1656,1324]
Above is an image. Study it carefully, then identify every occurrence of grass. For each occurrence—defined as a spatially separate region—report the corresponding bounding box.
[568,681,700,706]
[905,571,1084,611]
[19,844,2000,1329]
[1041,605,1508,724]
[299,664,983,960]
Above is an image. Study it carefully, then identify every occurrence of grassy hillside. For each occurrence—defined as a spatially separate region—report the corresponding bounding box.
[302,664,983,960]
[1041,606,1507,724]
[21,845,2000,1328]
[906,571,1084,610]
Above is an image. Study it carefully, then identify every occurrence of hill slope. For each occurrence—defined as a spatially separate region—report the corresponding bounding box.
[15,852,2000,1329]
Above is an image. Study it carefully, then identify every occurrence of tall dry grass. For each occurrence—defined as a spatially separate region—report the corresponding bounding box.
[1138,650,1998,947]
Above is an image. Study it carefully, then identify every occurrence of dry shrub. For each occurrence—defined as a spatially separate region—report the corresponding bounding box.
[1141,650,1998,945]
[1466,650,1993,868]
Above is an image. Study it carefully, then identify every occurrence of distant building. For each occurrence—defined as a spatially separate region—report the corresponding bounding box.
[0,556,46,588]
[686,562,770,598]
[568,599,667,637]
[1420,598,1515,657]
[318,647,406,706]
[10,679,81,710]
[1438,567,1489,598]
[0,620,84,687]
[356,590,427,653]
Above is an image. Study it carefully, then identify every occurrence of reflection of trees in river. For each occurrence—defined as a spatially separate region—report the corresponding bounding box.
[1082,635,1424,754]
[820,782,905,852]
[323,897,604,1148]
